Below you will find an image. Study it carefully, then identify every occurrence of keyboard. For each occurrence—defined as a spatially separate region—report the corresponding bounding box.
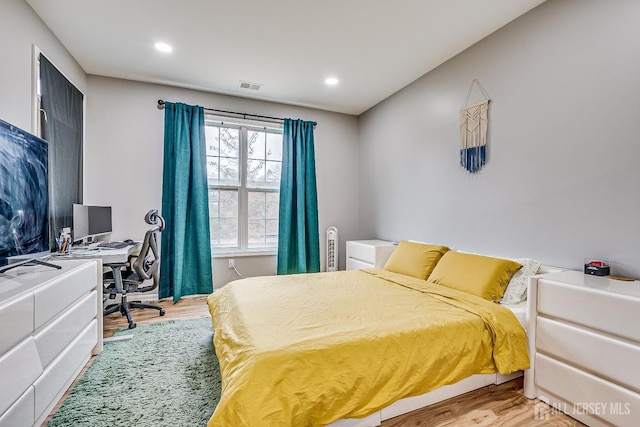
[97,241,129,250]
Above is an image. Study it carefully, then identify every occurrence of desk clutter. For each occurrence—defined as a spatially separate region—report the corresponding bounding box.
[96,240,130,250]
[57,227,72,254]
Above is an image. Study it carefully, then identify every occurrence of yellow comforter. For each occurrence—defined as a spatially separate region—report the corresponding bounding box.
[206,269,529,426]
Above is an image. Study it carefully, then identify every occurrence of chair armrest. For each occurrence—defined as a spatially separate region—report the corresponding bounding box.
[103,262,131,294]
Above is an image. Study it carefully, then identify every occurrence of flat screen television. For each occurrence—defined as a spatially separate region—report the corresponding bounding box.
[72,204,112,244]
[0,118,50,267]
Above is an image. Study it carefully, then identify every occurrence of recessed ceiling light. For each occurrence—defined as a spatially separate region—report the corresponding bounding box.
[155,42,173,53]
[325,77,339,86]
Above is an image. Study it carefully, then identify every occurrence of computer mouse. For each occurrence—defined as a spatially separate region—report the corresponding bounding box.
[123,239,135,245]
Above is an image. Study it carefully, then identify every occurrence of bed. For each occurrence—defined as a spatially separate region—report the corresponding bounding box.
[206,242,542,426]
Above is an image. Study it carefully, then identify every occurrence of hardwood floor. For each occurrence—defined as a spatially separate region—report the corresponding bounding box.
[102,295,211,338]
[381,377,582,426]
[46,296,582,426]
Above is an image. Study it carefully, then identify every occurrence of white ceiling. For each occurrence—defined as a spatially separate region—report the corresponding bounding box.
[25,0,546,115]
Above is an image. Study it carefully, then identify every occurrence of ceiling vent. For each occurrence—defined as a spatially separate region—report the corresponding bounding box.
[239,81,262,91]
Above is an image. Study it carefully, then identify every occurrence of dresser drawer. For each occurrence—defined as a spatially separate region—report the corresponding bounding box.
[34,320,97,420]
[347,258,374,270]
[537,279,640,342]
[34,290,98,368]
[0,386,34,427]
[535,353,639,427]
[347,241,378,263]
[0,338,43,416]
[537,317,640,391]
[33,261,97,329]
[0,293,34,357]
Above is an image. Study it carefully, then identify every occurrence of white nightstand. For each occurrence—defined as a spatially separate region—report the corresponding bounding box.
[524,270,640,427]
[346,240,396,270]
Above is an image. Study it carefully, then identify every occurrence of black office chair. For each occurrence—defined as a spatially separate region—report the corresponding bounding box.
[103,209,166,329]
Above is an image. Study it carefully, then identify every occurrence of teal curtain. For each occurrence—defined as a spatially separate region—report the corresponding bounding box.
[277,119,320,274]
[159,102,213,302]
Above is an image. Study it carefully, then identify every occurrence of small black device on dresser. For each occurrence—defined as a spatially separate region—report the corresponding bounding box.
[584,259,610,276]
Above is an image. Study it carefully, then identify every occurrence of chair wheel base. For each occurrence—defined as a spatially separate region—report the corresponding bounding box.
[159,309,166,316]
[128,322,137,329]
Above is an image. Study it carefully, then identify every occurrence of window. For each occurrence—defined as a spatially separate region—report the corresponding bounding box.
[205,120,282,252]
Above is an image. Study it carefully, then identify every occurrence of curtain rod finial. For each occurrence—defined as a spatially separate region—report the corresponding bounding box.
[157,99,165,110]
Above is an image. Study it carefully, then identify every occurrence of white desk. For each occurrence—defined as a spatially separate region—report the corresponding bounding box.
[53,243,141,264]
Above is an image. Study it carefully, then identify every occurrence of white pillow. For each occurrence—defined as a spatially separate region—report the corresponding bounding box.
[500,258,542,304]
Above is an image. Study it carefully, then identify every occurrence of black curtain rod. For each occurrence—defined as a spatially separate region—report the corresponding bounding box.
[157,100,317,126]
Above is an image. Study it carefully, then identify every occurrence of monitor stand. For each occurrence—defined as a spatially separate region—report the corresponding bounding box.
[74,236,100,248]
[0,256,62,273]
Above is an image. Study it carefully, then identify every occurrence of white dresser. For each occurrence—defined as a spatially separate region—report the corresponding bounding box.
[524,270,640,427]
[346,240,396,270]
[0,259,102,427]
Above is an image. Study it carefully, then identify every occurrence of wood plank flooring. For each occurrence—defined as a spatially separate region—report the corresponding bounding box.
[46,296,583,426]
[380,376,582,426]
[102,295,211,338]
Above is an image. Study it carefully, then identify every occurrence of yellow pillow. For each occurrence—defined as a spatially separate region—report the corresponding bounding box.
[428,252,522,302]
[383,240,449,280]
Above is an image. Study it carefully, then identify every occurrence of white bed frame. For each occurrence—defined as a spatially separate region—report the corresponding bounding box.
[330,371,523,427]
[328,265,562,427]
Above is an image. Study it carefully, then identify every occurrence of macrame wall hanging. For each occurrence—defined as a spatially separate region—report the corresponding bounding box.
[460,79,490,173]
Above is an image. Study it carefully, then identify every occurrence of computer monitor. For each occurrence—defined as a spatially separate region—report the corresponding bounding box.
[73,204,112,243]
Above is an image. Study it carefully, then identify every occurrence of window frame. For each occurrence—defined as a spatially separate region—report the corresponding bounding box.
[205,117,282,256]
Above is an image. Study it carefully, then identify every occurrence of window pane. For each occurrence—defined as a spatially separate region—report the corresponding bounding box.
[247,130,265,160]
[247,159,265,182]
[219,127,239,157]
[220,190,238,217]
[206,157,219,183]
[248,130,281,189]
[265,161,281,183]
[205,127,219,156]
[266,219,279,246]
[248,191,265,219]
[220,157,239,184]
[248,191,279,249]
[209,189,238,248]
[265,192,279,219]
[248,219,265,246]
[208,189,220,214]
[210,218,219,246]
[219,218,238,246]
[205,124,240,186]
[266,133,282,161]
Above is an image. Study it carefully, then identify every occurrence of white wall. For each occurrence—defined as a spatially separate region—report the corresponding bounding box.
[358,0,640,277]
[85,76,359,288]
[0,0,86,132]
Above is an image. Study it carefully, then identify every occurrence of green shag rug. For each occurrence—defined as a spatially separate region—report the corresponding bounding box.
[48,317,221,426]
